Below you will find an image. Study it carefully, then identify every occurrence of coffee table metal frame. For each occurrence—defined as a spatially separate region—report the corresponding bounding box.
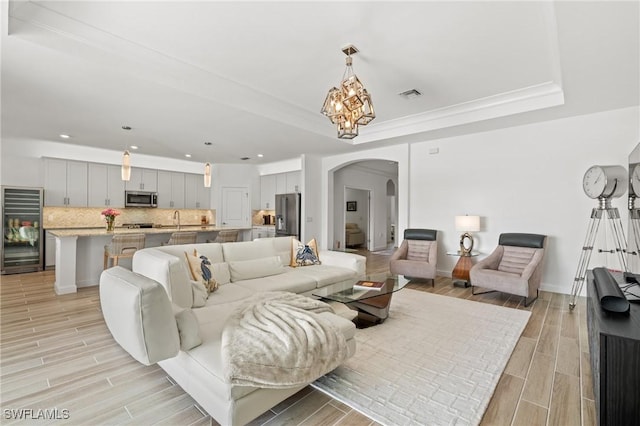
[312,274,408,326]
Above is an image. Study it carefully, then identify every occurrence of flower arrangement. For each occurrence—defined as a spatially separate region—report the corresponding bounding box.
[101,208,121,231]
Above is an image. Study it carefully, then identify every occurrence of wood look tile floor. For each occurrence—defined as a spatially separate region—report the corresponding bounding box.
[0,250,594,426]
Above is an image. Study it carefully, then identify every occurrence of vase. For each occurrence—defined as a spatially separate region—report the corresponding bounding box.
[106,218,115,232]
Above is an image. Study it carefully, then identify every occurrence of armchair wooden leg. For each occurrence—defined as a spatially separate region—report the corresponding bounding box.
[104,252,108,270]
[523,290,539,307]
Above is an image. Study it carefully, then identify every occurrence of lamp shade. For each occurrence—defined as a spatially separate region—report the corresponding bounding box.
[455,215,480,232]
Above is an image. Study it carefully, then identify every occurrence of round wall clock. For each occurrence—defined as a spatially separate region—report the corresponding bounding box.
[582,165,627,199]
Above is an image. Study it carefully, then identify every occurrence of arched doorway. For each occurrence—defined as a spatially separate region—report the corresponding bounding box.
[330,160,398,252]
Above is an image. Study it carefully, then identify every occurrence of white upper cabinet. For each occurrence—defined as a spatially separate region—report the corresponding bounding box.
[275,173,287,194]
[196,177,211,209]
[260,175,276,209]
[184,174,198,208]
[285,171,301,193]
[157,171,185,209]
[185,173,211,209]
[44,158,88,207]
[88,163,124,207]
[126,168,158,192]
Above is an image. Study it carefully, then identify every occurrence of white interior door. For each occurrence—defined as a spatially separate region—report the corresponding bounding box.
[220,186,250,227]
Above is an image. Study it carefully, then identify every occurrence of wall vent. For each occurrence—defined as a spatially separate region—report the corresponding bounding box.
[398,89,422,99]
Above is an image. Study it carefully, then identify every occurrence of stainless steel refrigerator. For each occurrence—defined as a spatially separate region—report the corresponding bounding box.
[2,186,44,274]
[275,193,300,239]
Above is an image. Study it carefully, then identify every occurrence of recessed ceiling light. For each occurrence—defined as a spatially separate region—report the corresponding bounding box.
[185,154,192,158]
[257,154,264,158]
[59,134,70,139]
[130,145,139,150]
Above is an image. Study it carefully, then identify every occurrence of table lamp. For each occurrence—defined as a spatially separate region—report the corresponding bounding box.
[455,215,480,255]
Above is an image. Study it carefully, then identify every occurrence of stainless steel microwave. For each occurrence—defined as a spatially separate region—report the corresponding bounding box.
[125,191,158,208]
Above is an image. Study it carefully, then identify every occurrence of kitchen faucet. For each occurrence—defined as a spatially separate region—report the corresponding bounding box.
[173,210,181,230]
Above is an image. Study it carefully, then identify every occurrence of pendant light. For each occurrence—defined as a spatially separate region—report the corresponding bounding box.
[204,162,211,188]
[121,150,131,181]
[321,45,376,139]
[121,126,132,181]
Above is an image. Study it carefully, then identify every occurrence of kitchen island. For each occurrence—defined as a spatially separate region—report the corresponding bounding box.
[47,225,251,294]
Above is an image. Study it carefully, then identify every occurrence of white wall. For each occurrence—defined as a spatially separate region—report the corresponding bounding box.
[211,163,259,211]
[409,106,639,294]
[301,154,321,243]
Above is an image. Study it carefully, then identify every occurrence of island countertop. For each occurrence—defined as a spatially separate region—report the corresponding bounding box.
[47,225,250,238]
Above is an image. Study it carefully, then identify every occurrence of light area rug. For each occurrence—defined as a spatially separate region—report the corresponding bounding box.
[312,289,531,426]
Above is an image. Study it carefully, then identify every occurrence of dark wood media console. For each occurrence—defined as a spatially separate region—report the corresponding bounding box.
[586,271,640,425]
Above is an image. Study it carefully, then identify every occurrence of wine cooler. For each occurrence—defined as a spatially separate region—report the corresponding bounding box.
[1,186,44,274]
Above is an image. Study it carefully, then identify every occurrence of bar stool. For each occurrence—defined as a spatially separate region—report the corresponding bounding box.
[163,231,197,246]
[104,234,146,269]
[213,230,239,243]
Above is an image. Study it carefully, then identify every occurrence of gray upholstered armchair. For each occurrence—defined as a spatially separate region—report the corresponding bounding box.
[345,223,365,248]
[390,229,438,286]
[469,233,546,306]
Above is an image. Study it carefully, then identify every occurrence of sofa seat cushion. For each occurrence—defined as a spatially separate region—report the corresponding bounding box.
[290,265,357,287]
[204,283,254,307]
[316,311,356,341]
[234,272,317,294]
[189,302,261,400]
[472,269,528,296]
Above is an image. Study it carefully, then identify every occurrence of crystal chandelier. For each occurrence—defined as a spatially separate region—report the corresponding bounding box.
[321,45,375,139]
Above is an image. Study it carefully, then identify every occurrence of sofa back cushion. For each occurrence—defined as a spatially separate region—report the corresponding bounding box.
[222,239,276,262]
[100,266,180,366]
[228,256,285,282]
[157,243,224,264]
[272,236,295,266]
[497,246,537,275]
[407,240,433,261]
[133,248,194,309]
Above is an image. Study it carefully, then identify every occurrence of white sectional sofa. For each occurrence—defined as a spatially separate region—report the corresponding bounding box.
[100,237,365,426]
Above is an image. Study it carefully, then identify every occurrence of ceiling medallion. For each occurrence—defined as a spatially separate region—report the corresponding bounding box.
[321,45,375,139]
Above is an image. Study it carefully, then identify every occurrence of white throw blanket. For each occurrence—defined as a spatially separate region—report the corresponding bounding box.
[221,292,349,388]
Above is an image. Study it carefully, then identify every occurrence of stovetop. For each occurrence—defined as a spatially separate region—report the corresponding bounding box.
[122,223,154,229]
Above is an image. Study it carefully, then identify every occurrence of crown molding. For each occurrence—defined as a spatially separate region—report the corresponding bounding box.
[350,81,565,145]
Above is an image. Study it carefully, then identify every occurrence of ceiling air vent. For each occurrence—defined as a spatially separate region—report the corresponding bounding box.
[398,89,422,100]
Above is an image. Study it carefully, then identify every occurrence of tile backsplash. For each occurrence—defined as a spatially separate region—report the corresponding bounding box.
[252,209,275,226]
[43,207,215,229]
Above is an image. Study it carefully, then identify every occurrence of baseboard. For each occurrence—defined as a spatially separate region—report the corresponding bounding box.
[540,282,577,296]
[54,282,77,295]
[77,279,98,288]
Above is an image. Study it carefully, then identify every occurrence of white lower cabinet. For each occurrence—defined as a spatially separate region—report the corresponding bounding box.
[45,232,56,268]
[252,226,275,239]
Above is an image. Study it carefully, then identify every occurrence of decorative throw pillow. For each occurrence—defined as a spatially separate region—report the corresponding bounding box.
[185,250,219,293]
[290,238,321,267]
[171,304,202,351]
[190,280,208,308]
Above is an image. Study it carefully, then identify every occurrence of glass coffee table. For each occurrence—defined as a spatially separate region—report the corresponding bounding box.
[313,274,409,327]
